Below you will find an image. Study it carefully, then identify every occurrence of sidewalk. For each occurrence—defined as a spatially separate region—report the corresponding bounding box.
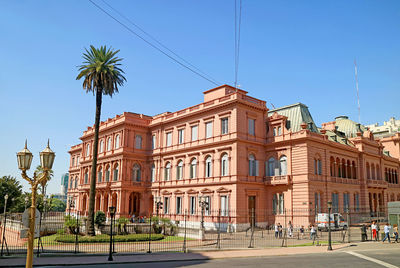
[0,243,355,267]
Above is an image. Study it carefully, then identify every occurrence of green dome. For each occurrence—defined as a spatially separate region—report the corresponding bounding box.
[334,116,365,138]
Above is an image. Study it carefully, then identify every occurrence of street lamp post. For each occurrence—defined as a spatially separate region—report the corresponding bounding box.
[198,196,209,240]
[154,196,163,218]
[1,194,9,256]
[17,140,55,268]
[327,200,332,251]
[108,206,116,261]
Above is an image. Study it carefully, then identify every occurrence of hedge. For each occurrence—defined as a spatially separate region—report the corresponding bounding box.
[55,234,164,243]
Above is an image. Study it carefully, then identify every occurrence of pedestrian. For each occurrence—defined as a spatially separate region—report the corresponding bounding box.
[371,221,377,241]
[274,223,279,239]
[288,221,293,238]
[278,223,283,238]
[300,225,305,239]
[393,224,399,243]
[382,223,391,243]
[310,224,316,242]
[130,214,135,223]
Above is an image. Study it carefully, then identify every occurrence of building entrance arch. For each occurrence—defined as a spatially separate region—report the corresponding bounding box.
[129,192,141,216]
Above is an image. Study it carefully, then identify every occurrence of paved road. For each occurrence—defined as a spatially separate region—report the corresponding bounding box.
[37,248,400,268]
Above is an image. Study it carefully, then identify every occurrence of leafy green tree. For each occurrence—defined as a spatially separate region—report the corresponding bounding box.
[94,211,106,227]
[49,198,66,212]
[76,45,126,236]
[0,176,23,212]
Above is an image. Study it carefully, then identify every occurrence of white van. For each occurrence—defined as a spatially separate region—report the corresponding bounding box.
[315,213,348,231]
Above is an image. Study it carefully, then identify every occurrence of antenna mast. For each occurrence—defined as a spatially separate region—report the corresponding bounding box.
[354,59,361,124]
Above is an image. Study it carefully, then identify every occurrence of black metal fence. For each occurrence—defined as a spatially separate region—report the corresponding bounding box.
[0,207,390,257]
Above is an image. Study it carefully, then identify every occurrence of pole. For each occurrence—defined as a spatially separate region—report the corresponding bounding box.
[328,207,332,251]
[183,209,187,253]
[108,213,114,261]
[26,184,38,268]
[217,209,221,249]
[147,214,152,253]
[75,212,79,254]
[347,209,351,243]
[1,197,8,256]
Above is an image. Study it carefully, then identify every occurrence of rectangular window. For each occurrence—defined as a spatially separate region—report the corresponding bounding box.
[354,193,360,211]
[278,126,282,136]
[113,169,118,181]
[105,170,110,182]
[205,196,211,216]
[190,196,196,215]
[278,193,284,214]
[205,122,213,138]
[221,118,228,134]
[314,192,321,213]
[152,135,156,149]
[176,196,182,215]
[332,193,339,213]
[98,171,102,183]
[84,173,88,184]
[151,166,155,182]
[220,195,228,216]
[77,156,79,165]
[164,197,169,214]
[343,193,350,212]
[273,127,276,136]
[191,125,198,141]
[178,129,184,144]
[135,135,142,149]
[248,119,255,135]
[166,132,172,147]
[318,160,322,175]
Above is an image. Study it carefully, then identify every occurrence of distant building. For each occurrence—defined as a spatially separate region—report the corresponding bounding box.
[61,173,69,196]
[366,117,400,138]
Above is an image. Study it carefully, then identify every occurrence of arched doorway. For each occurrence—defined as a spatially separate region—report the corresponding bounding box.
[82,195,87,215]
[95,194,101,211]
[128,192,141,216]
[103,194,109,213]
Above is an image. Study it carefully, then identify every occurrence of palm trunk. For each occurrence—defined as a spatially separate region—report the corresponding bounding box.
[87,87,102,236]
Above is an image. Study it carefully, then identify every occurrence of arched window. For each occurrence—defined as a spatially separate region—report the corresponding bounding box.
[99,140,104,153]
[115,135,120,149]
[249,154,258,176]
[84,170,89,184]
[371,164,375,180]
[366,162,370,180]
[132,164,141,182]
[272,194,278,215]
[176,161,183,180]
[151,164,155,182]
[352,161,357,179]
[341,159,346,178]
[190,158,197,179]
[221,154,229,176]
[97,167,102,182]
[268,157,276,176]
[107,137,112,151]
[336,158,341,177]
[105,166,110,182]
[279,156,287,176]
[330,157,335,177]
[376,165,380,180]
[164,162,171,181]
[205,156,212,178]
[75,177,78,188]
[86,143,90,157]
[346,160,351,178]
[113,164,119,181]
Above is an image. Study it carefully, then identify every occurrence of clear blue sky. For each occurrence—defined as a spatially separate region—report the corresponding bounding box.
[1,0,399,195]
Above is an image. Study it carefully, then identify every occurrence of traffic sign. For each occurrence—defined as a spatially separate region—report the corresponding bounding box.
[22,208,40,228]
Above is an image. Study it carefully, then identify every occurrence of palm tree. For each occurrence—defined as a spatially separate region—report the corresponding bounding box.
[76,45,126,236]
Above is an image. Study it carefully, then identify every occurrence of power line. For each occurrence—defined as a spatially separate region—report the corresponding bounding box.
[88,0,220,86]
[100,0,221,85]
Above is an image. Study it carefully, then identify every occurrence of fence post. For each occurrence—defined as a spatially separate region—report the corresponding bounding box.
[75,212,79,254]
[347,209,351,243]
[182,209,187,253]
[147,214,152,253]
[1,211,9,256]
[248,208,255,248]
[281,209,287,247]
[217,209,221,249]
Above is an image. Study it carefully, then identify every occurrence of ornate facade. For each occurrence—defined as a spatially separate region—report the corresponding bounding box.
[67,85,400,229]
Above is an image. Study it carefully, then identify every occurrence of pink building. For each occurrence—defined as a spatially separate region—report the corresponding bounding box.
[67,85,400,229]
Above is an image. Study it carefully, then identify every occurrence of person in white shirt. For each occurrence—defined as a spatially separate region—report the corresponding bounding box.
[382,223,391,243]
[371,221,377,241]
[275,223,279,239]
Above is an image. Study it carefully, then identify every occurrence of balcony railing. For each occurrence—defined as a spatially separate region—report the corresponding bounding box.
[265,175,291,185]
[367,179,388,188]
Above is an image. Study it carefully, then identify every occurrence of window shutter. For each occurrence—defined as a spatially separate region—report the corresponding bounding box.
[255,161,259,176]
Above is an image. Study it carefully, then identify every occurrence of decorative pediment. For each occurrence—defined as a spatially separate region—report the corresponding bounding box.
[187,189,198,194]
[270,112,287,121]
[216,187,231,193]
[161,190,172,195]
[200,188,214,194]
[174,190,184,195]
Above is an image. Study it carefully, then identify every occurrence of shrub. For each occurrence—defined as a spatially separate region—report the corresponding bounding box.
[64,215,81,234]
[55,233,164,243]
[117,217,129,235]
[94,211,106,227]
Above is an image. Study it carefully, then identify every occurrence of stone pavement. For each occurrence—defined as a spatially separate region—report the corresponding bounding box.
[0,242,399,267]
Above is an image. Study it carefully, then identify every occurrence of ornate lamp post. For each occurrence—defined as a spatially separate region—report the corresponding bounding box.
[17,140,55,268]
[327,200,332,251]
[108,206,116,261]
[198,196,209,240]
[154,196,163,217]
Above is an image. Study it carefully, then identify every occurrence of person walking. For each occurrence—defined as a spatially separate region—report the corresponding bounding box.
[371,221,377,241]
[382,223,391,243]
[278,223,283,238]
[310,224,316,242]
[274,223,279,239]
[300,225,305,239]
[288,221,293,238]
[393,224,399,243]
